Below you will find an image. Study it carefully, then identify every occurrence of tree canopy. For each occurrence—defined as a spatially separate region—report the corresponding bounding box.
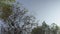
[31,21,59,34]
[0,0,37,34]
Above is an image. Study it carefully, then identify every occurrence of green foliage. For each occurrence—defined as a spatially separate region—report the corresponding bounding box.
[0,0,15,2]
[0,0,15,20]
[42,21,49,29]
[31,21,59,34]
[51,23,59,34]
[0,0,37,34]
[0,4,12,20]
[31,21,49,34]
[31,26,42,34]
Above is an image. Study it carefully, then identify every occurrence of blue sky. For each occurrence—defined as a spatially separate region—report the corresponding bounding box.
[19,0,60,26]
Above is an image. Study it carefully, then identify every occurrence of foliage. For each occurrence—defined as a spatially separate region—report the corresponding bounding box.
[0,0,14,20]
[31,26,43,34]
[0,0,37,34]
[31,21,59,34]
[42,21,49,29]
[51,23,59,34]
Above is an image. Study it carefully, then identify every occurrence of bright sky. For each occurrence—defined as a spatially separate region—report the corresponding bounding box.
[19,0,60,26]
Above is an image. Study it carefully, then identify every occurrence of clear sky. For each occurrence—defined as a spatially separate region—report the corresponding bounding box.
[19,0,60,26]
